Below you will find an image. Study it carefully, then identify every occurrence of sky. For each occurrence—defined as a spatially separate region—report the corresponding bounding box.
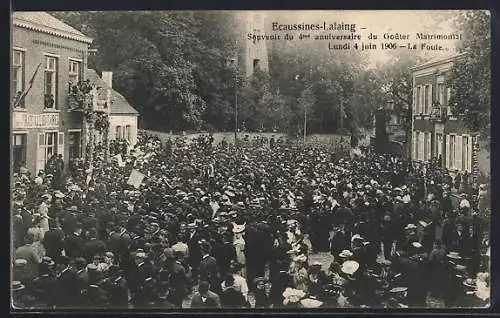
[237,10,467,67]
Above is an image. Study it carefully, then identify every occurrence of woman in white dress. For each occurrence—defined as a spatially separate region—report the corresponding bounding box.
[27,214,46,260]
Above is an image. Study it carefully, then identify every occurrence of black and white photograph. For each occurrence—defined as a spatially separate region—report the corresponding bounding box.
[10,10,491,310]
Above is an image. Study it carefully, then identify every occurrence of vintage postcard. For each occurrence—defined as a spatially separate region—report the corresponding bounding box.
[11,10,490,310]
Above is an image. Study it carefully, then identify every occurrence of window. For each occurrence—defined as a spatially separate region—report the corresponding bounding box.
[424,85,431,114]
[438,83,445,105]
[414,132,419,160]
[68,60,81,85]
[116,126,122,139]
[12,50,25,108]
[436,133,443,161]
[253,59,260,72]
[45,132,58,162]
[419,86,425,114]
[449,135,455,169]
[446,87,452,115]
[424,132,431,161]
[419,133,425,161]
[412,87,418,115]
[416,86,421,114]
[12,133,27,171]
[125,125,131,142]
[44,56,58,109]
[68,131,82,161]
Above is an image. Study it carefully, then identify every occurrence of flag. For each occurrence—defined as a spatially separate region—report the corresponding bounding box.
[14,62,42,108]
[114,154,125,167]
[127,169,146,189]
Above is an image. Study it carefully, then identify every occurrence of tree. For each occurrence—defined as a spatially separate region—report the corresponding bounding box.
[448,10,491,144]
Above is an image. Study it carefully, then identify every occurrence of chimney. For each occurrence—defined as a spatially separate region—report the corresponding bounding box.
[101,71,113,89]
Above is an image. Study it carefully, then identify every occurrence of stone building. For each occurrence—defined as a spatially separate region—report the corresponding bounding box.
[11,12,93,174]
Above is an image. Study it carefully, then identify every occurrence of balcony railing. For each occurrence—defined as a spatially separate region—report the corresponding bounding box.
[68,82,110,113]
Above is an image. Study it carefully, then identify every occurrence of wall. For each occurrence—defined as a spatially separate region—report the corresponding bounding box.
[109,114,139,146]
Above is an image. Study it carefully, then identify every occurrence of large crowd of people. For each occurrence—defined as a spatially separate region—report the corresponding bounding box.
[11,131,490,309]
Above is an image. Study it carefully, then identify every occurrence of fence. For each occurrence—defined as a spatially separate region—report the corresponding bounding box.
[140,130,352,150]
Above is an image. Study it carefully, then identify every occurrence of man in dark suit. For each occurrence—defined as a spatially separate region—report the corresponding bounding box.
[65,226,84,258]
[42,227,65,262]
[82,230,106,262]
[220,274,247,308]
[190,281,221,308]
[167,251,190,307]
[269,262,292,308]
[55,259,80,308]
[198,240,221,295]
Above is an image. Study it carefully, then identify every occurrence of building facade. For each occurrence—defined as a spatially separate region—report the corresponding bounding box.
[11,12,93,175]
[85,69,139,147]
[410,54,479,175]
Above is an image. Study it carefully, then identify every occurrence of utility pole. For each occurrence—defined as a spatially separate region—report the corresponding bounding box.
[234,68,238,143]
[303,106,307,143]
[339,100,344,131]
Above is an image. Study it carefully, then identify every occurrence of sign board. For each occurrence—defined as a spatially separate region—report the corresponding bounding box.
[12,112,59,130]
[127,169,145,189]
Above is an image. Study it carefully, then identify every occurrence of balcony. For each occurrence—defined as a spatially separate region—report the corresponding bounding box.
[68,81,111,114]
[429,106,445,121]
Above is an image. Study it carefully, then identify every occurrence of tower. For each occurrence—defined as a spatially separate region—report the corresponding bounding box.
[238,11,269,77]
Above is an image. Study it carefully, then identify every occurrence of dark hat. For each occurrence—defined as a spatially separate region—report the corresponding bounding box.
[163,248,175,259]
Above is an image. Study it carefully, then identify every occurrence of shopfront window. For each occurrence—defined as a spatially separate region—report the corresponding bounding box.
[12,133,27,171]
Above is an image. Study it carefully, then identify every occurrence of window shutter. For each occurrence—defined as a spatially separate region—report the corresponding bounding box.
[58,132,65,158]
[413,88,417,115]
[455,135,462,171]
[445,135,450,169]
[412,132,417,159]
[467,135,472,172]
[37,133,46,173]
[426,133,431,161]
[417,133,424,160]
[427,85,433,114]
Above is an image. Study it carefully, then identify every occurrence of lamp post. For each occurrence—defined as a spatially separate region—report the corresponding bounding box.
[228,57,238,143]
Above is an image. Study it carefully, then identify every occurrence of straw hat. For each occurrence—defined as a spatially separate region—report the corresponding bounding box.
[54,190,65,198]
[232,223,246,234]
[351,234,363,242]
[447,252,462,260]
[300,297,324,308]
[339,250,353,258]
[14,259,27,267]
[412,242,423,249]
[341,260,359,275]
[282,287,306,303]
[405,224,417,230]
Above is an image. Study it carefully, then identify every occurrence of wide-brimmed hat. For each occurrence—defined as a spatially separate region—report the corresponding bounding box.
[390,287,408,293]
[351,234,363,242]
[282,287,306,302]
[12,281,25,291]
[339,250,353,258]
[254,276,267,284]
[42,256,55,266]
[412,242,423,249]
[300,297,324,308]
[232,223,246,234]
[341,260,359,275]
[54,190,65,198]
[405,224,417,230]
[14,259,27,267]
[447,252,462,260]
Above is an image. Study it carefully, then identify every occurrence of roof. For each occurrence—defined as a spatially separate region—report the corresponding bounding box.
[12,12,93,44]
[85,69,139,116]
[410,52,467,71]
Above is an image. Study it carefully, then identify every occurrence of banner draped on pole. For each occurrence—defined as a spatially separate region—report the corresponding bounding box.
[127,169,146,189]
